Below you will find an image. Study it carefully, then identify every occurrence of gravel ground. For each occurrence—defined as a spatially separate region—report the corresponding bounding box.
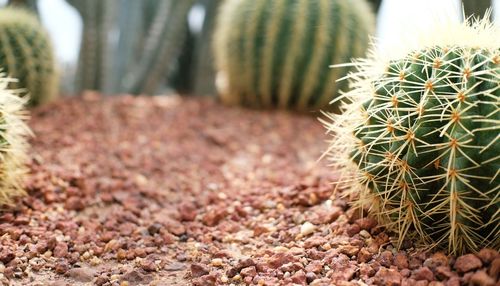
[0,94,498,286]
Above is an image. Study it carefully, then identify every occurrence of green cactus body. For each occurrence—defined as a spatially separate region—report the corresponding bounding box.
[0,74,31,206]
[324,17,499,254]
[0,7,58,106]
[213,0,375,112]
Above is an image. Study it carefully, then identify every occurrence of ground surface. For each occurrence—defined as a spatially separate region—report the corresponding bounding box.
[0,95,498,286]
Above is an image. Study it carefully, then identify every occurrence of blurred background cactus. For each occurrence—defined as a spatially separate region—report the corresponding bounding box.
[62,0,223,96]
[0,74,31,205]
[325,17,499,254]
[213,0,375,112]
[65,0,195,95]
[0,6,58,106]
[6,0,38,13]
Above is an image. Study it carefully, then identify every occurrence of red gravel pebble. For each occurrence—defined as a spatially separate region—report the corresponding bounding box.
[455,254,483,273]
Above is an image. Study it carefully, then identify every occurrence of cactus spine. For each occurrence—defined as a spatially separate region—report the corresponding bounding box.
[0,7,58,106]
[213,0,375,112]
[0,74,31,206]
[323,16,499,254]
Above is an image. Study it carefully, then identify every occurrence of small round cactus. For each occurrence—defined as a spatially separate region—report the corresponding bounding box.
[213,0,375,112]
[0,7,58,106]
[0,74,31,206]
[323,16,499,254]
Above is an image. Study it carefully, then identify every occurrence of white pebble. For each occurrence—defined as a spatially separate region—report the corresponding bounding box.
[300,222,316,236]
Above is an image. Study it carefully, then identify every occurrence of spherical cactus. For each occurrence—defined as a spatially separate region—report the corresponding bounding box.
[0,74,31,206]
[0,7,58,106]
[323,17,499,254]
[213,0,375,112]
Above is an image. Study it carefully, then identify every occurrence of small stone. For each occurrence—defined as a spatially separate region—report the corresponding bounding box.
[178,202,197,222]
[489,258,500,279]
[290,270,306,284]
[89,256,101,266]
[253,225,270,237]
[300,222,316,237]
[165,262,185,271]
[134,248,147,258]
[375,267,402,286]
[355,217,378,230]
[400,269,411,278]
[378,250,394,268]
[306,272,316,284]
[454,254,482,273]
[116,249,127,260]
[190,263,209,278]
[359,230,372,239]
[304,236,327,249]
[339,244,359,257]
[359,263,376,278]
[66,267,96,282]
[469,270,495,286]
[202,209,227,226]
[121,269,153,285]
[0,250,15,264]
[192,274,216,286]
[394,253,409,270]
[240,266,257,277]
[305,261,323,274]
[65,197,85,211]
[316,206,342,224]
[358,248,373,263]
[95,275,109,286]
[435,266,453,280]
[236,258,255,270]
[55,259,69,274]
[268,253,297,269]
[424,252,448,269]
[409,257,423,270]
[140,258,157,272]
[147,223,162,235]
[346,224,361,236]
[477,248,499,264]
[414,266,434,281]
[211,258,223,267]
[53,242,68,258]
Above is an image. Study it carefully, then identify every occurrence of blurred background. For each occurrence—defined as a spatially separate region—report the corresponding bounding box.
[0,0,498,98]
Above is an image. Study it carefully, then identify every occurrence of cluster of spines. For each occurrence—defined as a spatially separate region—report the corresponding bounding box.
[213,0,374,112]
[324,20,499,254]
[0,74,31,206]
[0,7,58,106]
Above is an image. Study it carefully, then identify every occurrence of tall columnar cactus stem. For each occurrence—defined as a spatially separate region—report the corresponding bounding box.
[0,74,31,206]
[124,0,195,95]
[0,7,58,106]
[323,16,499,254]
[213,0,375,112]
[68,0,194,95]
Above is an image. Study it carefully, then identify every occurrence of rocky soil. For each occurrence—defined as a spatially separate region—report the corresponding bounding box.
[0,94,498,285]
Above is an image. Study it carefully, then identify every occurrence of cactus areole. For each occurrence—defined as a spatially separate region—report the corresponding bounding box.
[323,17,499,254]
